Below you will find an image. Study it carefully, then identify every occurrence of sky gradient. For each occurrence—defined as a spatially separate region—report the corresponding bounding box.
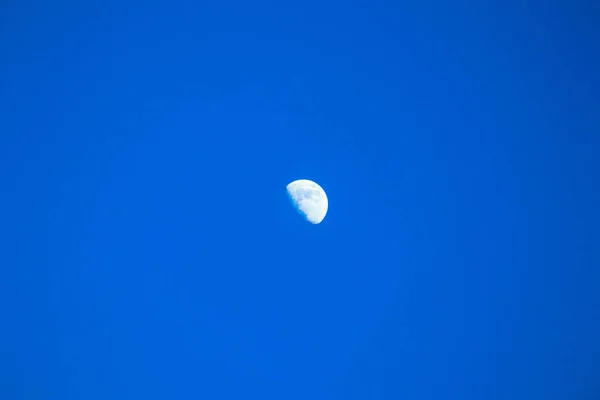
[1,0,599,399]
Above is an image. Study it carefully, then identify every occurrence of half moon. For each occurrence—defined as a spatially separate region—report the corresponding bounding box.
[286,179,328,224]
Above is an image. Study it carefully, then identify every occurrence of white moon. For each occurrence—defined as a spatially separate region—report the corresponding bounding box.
[286,179,328,224]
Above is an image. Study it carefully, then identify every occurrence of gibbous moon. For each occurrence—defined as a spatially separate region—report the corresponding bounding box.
[286,179,328,224]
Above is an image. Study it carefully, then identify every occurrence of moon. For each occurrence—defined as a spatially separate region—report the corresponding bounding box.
[286,179,328,224]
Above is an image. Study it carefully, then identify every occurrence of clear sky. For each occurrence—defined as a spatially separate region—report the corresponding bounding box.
[1,0,599,399]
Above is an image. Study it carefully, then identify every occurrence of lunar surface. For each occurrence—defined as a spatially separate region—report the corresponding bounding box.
[286,179,328,224]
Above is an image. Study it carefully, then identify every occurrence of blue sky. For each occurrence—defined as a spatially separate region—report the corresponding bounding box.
[1,0,599,398]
